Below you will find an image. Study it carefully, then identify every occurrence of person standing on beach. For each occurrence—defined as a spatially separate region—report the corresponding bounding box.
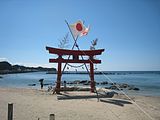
[39,79,44,89]
[64,80,66,93]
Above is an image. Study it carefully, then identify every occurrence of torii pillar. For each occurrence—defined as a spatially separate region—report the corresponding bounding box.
[90,57,95,92]
[56,58,62,93]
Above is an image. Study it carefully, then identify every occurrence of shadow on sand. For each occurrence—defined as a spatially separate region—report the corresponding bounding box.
[57,93,110,100]
[100,99,132,107]
[57,92,132,107]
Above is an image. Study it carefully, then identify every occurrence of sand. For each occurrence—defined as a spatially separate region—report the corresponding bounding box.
[0,87,160,120]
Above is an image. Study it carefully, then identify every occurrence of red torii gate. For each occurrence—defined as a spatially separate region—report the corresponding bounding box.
[46,46,104,94]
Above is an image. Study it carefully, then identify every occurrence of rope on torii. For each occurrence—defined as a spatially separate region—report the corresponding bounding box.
[67,63,85,68]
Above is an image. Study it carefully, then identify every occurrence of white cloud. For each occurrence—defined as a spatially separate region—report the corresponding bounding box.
[13,62,54,68]
[0,58,8,62]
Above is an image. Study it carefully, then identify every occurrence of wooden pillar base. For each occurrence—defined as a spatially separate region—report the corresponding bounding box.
[55,81,61,94]
[91,81,95,92]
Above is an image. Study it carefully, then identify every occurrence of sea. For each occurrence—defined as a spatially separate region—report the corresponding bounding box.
[0,71,160,96]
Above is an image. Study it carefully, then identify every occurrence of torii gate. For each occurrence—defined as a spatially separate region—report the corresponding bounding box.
[46,46,104,94]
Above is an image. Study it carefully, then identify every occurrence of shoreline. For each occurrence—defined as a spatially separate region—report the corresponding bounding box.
[1,70,160,75]
[47,70,160,75]
[0,86,159,98]
[0,87,160,120]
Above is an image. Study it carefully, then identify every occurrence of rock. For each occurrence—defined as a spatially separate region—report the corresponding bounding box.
[28,84,36,86]
[96,82,100,85]
[119,83,129,88]
[79,80,88,84]
[101,81,108,85]
[109,85,119,90]
[67,82,73,84]
[133,87,140,91]
[110,82,116,85]
[128,86,140,91]
[104,87,110,89]
[83,81,91,85]
[73,80,81,84]
[43,83,52,86]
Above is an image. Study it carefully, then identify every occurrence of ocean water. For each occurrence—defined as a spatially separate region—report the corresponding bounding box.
[0,72,160,96]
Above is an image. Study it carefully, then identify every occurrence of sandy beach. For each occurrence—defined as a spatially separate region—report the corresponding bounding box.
[0,87,160,120]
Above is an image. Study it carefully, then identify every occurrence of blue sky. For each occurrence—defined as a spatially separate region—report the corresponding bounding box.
[0,0,160,71]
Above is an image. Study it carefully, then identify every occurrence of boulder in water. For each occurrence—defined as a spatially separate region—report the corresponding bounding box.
[28,84,36,86]
[79,80,88,84]
[101,81,108,85]
[128,86,140,91]
[109,85,119,90]
[73,80,81,84]
[133,87,140,91]
[110,82,117,85]
[83,81,90,85]
[119,83,129,88]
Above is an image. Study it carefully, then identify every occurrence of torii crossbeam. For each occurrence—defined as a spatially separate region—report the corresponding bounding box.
[46,46,104,94]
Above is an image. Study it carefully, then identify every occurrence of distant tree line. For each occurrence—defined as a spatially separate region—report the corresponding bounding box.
[0,61,56,74]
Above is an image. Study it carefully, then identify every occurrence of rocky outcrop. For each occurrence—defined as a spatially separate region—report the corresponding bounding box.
[0,61,56,74]
[0,61,12,70]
